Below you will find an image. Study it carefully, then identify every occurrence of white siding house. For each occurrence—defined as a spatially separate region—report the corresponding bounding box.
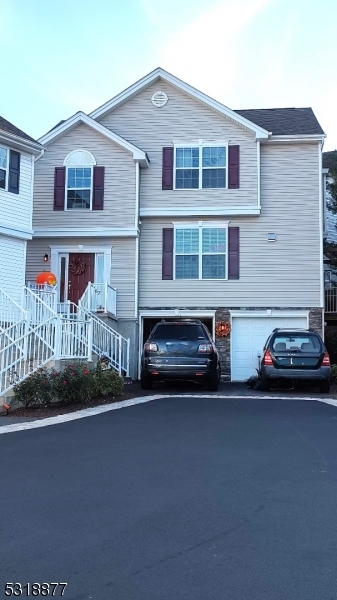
[0,117,42,302]
[26,68,326,381]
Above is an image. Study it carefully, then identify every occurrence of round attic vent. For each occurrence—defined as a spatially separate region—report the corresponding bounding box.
[151,91,168,108]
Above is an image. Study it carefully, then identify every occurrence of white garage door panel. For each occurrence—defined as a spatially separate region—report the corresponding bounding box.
[231,316,308,381]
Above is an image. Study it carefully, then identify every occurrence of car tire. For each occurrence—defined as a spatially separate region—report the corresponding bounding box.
[260,379,270,391]
[318,381,330,393]
[141,376,153,390]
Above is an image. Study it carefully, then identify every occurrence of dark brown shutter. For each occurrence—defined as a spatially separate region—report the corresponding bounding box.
[228,145,240,189]
[54,167,65,210]
[162,228,173,280]
[92,166,104,210]
[162,147,174,190]
[8,150,20,194]
[228,227,240,279]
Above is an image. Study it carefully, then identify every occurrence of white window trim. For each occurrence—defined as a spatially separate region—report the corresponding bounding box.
[63,149,96,212]
[173,220,230,281]
[65,165,93,211]
[0,144,9,191]
[173,140,228,191]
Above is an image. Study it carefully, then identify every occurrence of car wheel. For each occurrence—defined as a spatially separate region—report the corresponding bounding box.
[260,379,270,391]
[141,376,153,390]
[318,381,330,393]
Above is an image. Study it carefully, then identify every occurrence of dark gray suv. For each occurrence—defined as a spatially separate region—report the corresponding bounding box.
[259,329,331,392]
[141,320,221,391]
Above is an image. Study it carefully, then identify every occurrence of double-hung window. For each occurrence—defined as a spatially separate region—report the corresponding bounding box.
[0,146,8,190]
[66,167,92,210]
[63,150,97,210]
[175,144,227,190]
[175,224,227,280]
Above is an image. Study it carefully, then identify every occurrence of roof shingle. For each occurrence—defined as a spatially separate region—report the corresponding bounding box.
[0,116,38,143]
[234,107,324,136]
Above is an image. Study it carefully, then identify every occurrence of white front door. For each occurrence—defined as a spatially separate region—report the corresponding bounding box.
[231,315,308,381]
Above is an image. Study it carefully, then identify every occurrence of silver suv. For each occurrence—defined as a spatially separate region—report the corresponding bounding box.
[259,329,331,392]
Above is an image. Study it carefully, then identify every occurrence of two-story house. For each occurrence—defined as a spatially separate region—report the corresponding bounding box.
[26,68,326,381]
[0,117,42,302]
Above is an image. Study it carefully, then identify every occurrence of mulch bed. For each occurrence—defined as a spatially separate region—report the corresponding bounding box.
[0,386,145,420]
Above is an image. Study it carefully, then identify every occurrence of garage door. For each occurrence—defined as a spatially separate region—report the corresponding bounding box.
[231,315,308,381]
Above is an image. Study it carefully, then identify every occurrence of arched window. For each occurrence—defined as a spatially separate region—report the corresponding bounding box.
[63,150,96,210]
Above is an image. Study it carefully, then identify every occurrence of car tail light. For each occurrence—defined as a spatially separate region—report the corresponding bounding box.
[198,344,213,353]
[263,350,273,365]
[322,352,330,366]
[144,342,158,352]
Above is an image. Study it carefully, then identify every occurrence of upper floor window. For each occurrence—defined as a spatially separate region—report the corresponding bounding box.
[0,146,8,189]
[0,146,20,194]
[175,224,227,280]
[63,150,96,210]
[175,144,227,190]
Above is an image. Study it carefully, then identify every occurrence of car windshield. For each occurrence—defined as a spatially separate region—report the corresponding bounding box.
[151,324,207,341]
[272,334,321,353]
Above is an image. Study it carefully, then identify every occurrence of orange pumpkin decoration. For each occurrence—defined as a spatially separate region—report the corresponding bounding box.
[36,271,57,286]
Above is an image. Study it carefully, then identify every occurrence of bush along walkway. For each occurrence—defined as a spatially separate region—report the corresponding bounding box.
[1,362,133,420]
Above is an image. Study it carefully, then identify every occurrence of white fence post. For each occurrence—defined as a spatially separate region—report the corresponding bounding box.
[54,317,62,359]
[87,319,93,362]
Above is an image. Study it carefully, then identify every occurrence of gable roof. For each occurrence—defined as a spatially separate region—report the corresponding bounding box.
[234,108,325,136]
[0,115,42,154]
[89,68,270,139]
[0,115,38,143]
[38,111,149,167]
[89,68,325,140]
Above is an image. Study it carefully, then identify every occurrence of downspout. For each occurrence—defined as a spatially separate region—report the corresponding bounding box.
[257,140,261,211]
[318,141,324,332]
[134,162,140,320]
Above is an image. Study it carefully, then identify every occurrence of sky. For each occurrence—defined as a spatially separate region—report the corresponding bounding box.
[1,0,336,149]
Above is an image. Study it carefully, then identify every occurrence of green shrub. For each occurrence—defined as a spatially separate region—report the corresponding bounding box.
[94,363,124,397]
[13,362,124,408]
[13,367,54,408]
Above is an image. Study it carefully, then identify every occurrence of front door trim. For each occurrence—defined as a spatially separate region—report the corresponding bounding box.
[50,244,112,302]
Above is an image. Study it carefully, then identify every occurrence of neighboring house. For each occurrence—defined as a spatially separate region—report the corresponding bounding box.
[0,117,42,302]
[323,150,337,321]
[26,68,326,381]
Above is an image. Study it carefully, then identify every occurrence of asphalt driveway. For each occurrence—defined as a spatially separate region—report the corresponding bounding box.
[1,396,337,600]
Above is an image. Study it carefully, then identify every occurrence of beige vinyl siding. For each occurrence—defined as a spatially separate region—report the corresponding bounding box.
[99,81,258,212]
[139,143,321,308]
[33,124,136,229]
[26,237,136,319]
[0,151,33,231]
[0,235,26,302]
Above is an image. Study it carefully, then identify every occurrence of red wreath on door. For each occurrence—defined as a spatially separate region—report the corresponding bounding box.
[69,258,86,275]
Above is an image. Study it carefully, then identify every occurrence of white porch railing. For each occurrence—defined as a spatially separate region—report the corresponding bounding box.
[26,283,58,313]
[0,317,56,395]
[0,288,28,331]
[22,285,57,324]
[90,313,129,375]
[0,282,128,397]
[79,282,116,315]
[325,288,337,313]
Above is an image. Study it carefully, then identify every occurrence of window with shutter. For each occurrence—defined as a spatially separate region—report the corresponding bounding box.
[0,146,21,193]
[58,149,104,210]
[163,223,240,280]
[169,143,240,190]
